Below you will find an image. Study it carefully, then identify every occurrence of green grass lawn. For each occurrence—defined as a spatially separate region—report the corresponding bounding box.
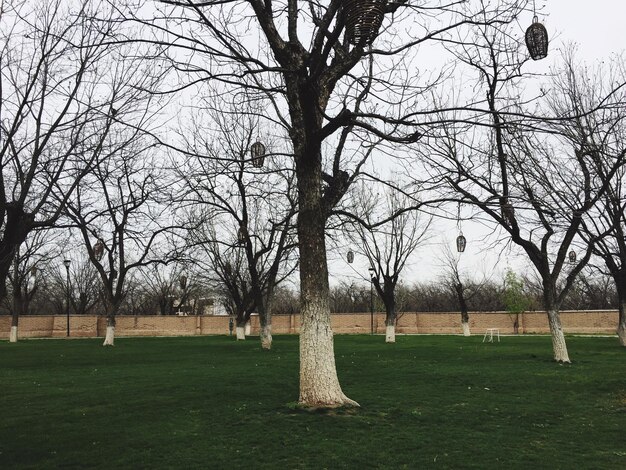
[0,335,624,469]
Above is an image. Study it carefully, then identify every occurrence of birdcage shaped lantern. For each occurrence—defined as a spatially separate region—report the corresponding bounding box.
[456,233,466,253]
[525,16,548,60]
[343,0,387,46]
[250,141,266,168]
[568,250,577,264]
[347,250,355,264]
[93,239,105,261]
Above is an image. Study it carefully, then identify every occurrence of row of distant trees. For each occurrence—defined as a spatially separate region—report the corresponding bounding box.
[271,271,617,315]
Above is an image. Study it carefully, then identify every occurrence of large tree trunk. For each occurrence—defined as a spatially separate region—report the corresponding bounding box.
[384,294,396,343]
[260,323,272,350]
[618,300,626,347]
[258,295,273,350]
[9,310,19,343]
[296,146,356,408]
[102,315,115,346]
[385,323,396,343]
[455,283,470,336]
[236,326,245,340]
[461,321,470,337]
[547,309,570,363]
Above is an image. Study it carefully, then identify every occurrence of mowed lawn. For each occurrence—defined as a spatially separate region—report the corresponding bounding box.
[0,334,624,469]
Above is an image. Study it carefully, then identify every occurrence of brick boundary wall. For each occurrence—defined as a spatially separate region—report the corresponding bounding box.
[0,310,618,338]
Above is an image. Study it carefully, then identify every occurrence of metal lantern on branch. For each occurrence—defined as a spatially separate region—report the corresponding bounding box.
[525,16,548,60]
[179,275,188,290]
[343,0,387,46]
[456,233,466,253]
[250,141,266,168]
[568,250,577,264]
[347,250,355,264]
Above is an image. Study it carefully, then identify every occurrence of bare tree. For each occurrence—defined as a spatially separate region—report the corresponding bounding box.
[4,229,61,341]
[123,0,537,406]
[548,52,626,345]
[348,186,430,342]
[418,18,626,362]
[191,222,257,339]
[438,244,491,336]
[0,1,128,303]
[178,94,298,348]
[64,130,185,345]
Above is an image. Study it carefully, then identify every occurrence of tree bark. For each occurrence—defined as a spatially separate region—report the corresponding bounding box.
[260,324,272,350]
[102,315,116,346]
[236,326,246,340]
[258,295,273,350]
[9,326,18,343]
[9,309,19,343]
[385,324,396,343]
[299,297,357,407]
[618,301,626,347]
[455,283,470,336]
[296,143,356,407]
[547,309,570,363]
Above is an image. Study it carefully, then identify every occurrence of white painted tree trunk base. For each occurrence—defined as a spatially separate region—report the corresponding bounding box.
[462,321,471,337]
[260,325,272,350]
[102,326,115,346]
[244,322,251,336]
[299,308,359,408]
[236,326,245,340]
[385,324,395,343]
[9,326,18,343]
[618,324,626,347]
[547,310,570,363]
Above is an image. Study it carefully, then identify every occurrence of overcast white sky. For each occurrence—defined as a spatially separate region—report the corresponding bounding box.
[545,1,625,63]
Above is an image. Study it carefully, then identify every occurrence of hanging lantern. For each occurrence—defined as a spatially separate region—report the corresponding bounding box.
[250,141,266,168]
[568,250,576,264]
[456,233,466,253]
[343,0,387,46]
[179,275,188,290]
[347,250,355,264]
[93,239,104,261]
[525,16,548,61]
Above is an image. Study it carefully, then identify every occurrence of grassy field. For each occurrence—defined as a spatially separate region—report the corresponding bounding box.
[0,334,624,469]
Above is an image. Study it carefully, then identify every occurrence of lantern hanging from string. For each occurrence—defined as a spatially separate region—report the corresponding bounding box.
[250,141,266,168]
[179,275,188,290]
[568,250,576,264]
[347,250,355,264]
[456,233,466,253]
[93,239,105,261]
[525,15,548,60]
[343,0,387,46]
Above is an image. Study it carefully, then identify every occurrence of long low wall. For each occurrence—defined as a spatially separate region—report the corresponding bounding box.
[0,311,619,339]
